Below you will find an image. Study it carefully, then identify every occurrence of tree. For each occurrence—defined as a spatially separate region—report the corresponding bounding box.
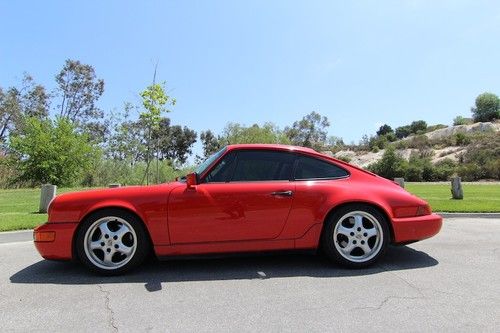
[55,59,104,124]
[395,125,411,139]
[200,130,222,158]
[409,120,427,134]
[153,117,197,165]
[222,122,290,145]
[105,103,146,162]
[471,92,500,122]
[376,124,393,136]
[9,117,98,186]
[139,82,175,184]
[0,74,49,142]
[284,111,330,149]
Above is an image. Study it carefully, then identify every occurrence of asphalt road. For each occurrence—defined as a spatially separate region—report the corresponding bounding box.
[0,218,499,332]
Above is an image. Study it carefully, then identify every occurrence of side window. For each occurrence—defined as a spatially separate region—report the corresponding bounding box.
[231,151,294,182]
[203,152,236,183]
[294,156,349,180]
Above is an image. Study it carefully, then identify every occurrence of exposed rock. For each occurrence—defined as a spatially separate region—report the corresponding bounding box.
[327,121,499,168]
[422,122,499,140]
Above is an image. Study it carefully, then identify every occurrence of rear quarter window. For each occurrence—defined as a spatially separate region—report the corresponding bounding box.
[294,155,349,180]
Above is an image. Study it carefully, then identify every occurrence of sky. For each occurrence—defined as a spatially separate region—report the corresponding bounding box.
[1,0,500,155]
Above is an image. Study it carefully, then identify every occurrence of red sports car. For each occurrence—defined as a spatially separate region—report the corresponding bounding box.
[34,144,442,274]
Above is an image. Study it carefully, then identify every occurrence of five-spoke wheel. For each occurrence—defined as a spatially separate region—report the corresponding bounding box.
[76,209,149,275]
[322,204,389,267]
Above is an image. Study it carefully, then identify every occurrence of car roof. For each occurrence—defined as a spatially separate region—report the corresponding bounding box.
[226,143,318,154]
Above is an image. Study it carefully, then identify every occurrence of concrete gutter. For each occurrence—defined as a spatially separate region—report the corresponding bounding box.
[437,212,500,219]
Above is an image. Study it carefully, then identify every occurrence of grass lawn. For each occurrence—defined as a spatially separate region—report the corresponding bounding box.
[406,183,500,213]
[0,187,90,232]
[0,183,498,232]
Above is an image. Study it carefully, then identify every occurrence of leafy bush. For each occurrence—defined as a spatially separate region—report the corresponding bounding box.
[81,159,193,187]
[367,147,407,179]
[369,135,389,151]
[395,125,412,139]
[9,117,99,186]
[453,116,473,126]
[433,159,456,181]
[336,155,352,163]
[406,135,431,149]
[453,132,471,146]
[410,120,427,134]
[471,92,500,122]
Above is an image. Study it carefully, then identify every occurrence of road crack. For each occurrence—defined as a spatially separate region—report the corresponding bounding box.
[98,284,118,332]
[353,295,423,311]
[380,264,426,298]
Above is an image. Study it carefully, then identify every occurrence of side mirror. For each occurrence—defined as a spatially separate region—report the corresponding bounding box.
[186,172,198,188]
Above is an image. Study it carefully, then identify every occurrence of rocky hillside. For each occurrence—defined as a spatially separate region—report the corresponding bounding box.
[327,121,500,169]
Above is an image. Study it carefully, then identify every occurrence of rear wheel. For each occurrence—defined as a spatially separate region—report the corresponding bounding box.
[76,209,149,275]
[321,204,389,268]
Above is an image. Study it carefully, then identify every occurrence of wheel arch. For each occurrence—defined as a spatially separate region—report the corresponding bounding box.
[321,201,395,244]
[72,206,154,261]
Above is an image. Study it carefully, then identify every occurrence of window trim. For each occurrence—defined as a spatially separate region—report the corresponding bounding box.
[199,148,350,184]
[200,150,237,184]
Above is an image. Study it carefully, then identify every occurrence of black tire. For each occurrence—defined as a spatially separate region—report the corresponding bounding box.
[76,209,150,275]
[321,204,389,268]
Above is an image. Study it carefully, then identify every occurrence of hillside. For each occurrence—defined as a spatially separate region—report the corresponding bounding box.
[325,121,500,181]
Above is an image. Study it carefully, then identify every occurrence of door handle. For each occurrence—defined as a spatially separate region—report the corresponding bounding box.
[271,190,293,197]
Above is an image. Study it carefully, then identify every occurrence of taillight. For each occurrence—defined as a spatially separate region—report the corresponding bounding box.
[416,205,432,216]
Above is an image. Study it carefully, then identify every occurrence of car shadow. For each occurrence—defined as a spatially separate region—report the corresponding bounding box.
[10,245,438,291]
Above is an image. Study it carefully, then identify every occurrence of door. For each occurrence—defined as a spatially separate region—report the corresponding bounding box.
[168,150,296,244]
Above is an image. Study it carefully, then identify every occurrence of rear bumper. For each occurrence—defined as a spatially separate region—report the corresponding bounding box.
[391,213,442,244]
[33,222,78,260]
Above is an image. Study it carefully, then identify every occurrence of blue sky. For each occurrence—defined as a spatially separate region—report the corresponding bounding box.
[1,0,499,152]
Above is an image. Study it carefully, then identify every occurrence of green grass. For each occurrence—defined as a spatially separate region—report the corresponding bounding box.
[0,183,498,232]
[0,187,91,232]
[406,183,500,213]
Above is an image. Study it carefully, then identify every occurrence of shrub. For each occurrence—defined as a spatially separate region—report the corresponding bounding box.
[367,146,407,179]
[453,116,473,126]
[406,135,431,150]
[453,132,471,146]
[336,155,352,163]
[471,92,500,122]
[9,117,99,187]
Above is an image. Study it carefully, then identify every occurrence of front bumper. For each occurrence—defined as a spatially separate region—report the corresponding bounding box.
[391,213,442,243]
[33,222,78,260]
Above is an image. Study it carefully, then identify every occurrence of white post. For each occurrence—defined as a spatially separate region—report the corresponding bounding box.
[39,184,57,213]
[394,177,405,188]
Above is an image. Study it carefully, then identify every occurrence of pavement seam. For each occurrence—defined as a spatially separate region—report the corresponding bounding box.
[98,284,118,332]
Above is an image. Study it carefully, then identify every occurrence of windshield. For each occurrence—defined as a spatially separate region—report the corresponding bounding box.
[195,147,226,175]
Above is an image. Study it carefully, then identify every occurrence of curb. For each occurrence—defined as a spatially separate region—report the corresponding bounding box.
[0,230,33,244]
[437,213,500,219]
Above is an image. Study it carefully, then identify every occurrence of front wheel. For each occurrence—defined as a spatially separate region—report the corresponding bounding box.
[76,209,150,275]
[321,205,389,268]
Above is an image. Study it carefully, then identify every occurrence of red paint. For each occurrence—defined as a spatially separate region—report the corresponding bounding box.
[34,144,442,261]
